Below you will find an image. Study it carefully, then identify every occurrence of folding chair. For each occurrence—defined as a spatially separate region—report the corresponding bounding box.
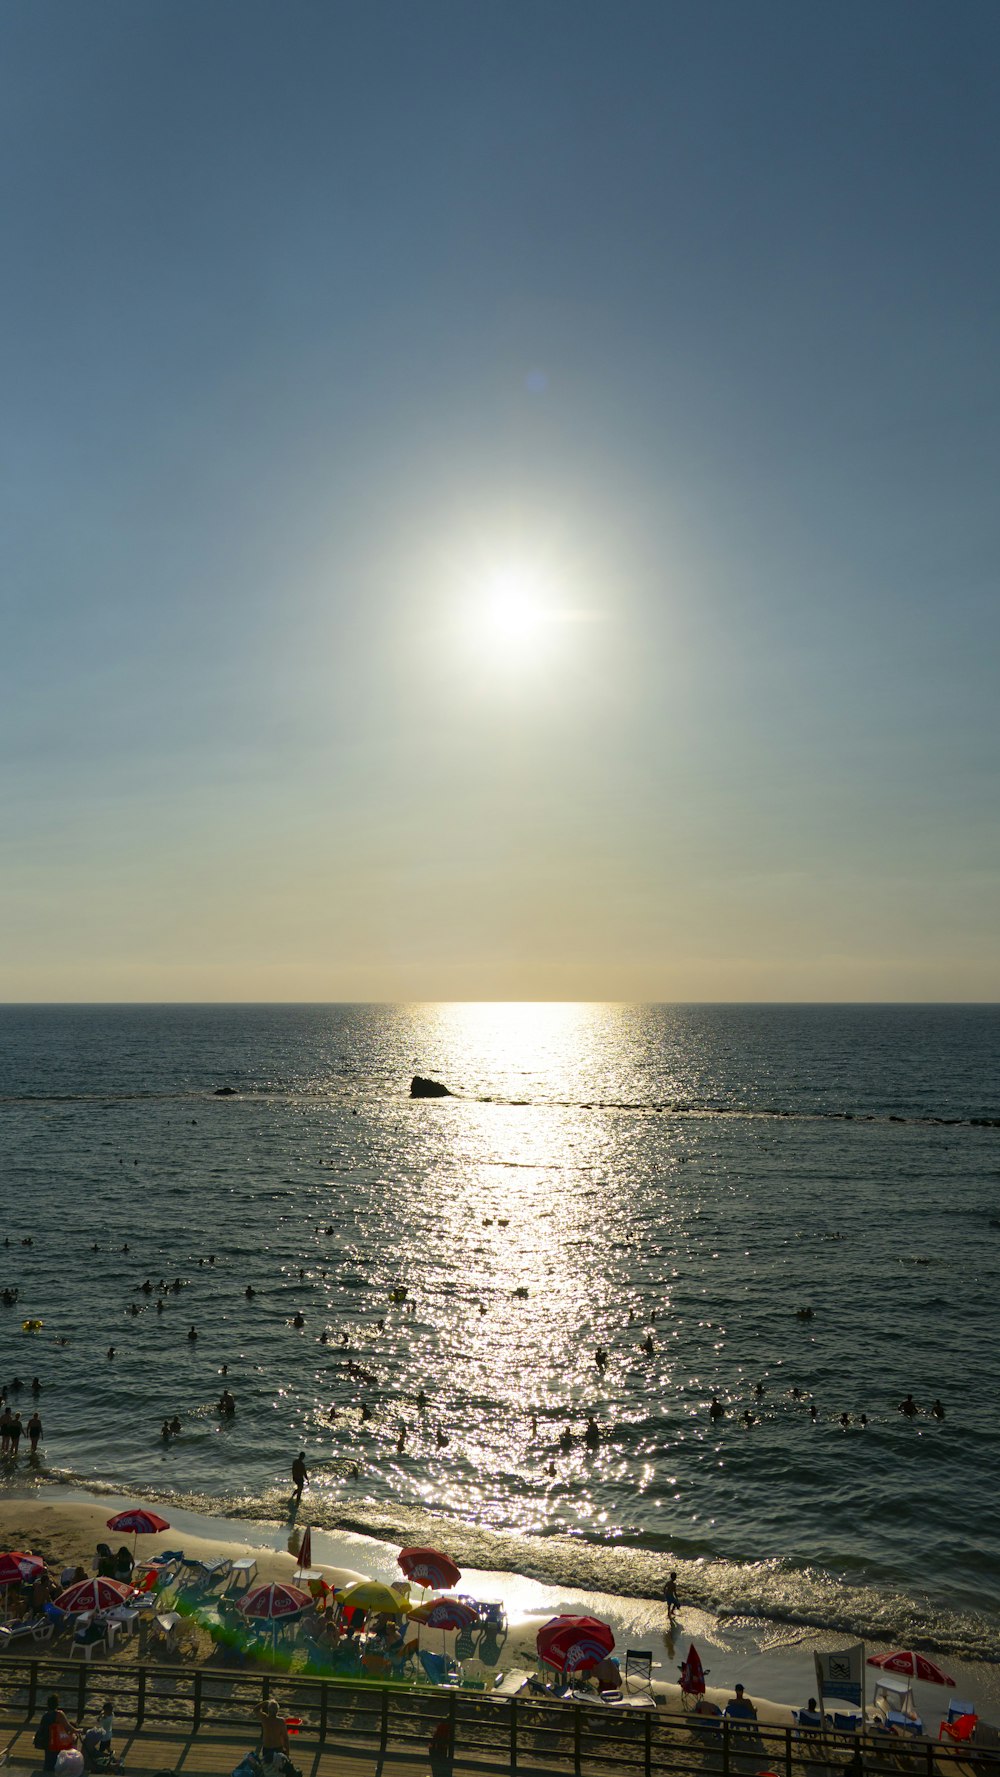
[625,1649,654,1697]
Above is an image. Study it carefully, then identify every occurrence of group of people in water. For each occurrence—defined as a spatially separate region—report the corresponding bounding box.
[0,1376,44,1457]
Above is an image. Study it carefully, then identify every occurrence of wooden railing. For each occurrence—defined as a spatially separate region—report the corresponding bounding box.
[0,1654,994,1777]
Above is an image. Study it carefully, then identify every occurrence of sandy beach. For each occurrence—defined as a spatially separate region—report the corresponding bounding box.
[1,1485,996,1730]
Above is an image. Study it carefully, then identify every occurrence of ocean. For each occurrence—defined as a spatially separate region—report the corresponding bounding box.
[1,1002,998,1661]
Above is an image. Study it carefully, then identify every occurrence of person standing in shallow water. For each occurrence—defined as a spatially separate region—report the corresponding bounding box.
[291,1451,308,1502]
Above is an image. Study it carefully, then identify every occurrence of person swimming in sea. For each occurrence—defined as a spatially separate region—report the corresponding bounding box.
[595,1347,608,1371]
[709,1395,724,1420]
[559,1425,574,1453]
[898,1393,918,1418]
[641,1332,654,1356]
[584,1416,600,1449]
[930,1399,945,1419]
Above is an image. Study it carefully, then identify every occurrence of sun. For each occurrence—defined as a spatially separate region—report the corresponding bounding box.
[482,564,551,648]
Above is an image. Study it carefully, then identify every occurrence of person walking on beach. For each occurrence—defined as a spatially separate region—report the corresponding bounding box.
[663,1571,679,1622]
[291,1451,308,1502]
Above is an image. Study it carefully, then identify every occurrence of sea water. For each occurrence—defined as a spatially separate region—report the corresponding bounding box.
[1,1002,997,1659]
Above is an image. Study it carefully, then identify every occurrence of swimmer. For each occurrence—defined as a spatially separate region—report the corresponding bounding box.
[545,1461,556,1477]
[416,1389,427,1408]
[292,1313,305,1329]
[347,1462,359,1479]
[839,1412,849,1428]
[898,1393,918,1418]
[709,1396,724,1420]
[245,1286,255,1299]
[641,1333,654,1356]
[584,1416,600,1449]
[809,1404,818,1421]
[791,1386,803,1400]
[319,1330,329,1344]
[360,1403,371,1421]
[107,1346,116,1359]
[169,1416,182,1434]
[595,1347,608,1371]
[396,1424,407,1454]
[930,1399,945,1420]
[742,1409,755,1426]
[559,1426,574,1453]
[160,1420,171,1440]
[530,1414,537,1437]
[187,1325,198,1341]
[156,1299,163,1313]
[860,1414,868,1427]
[435,1426,449,1447]
[754,1381,765,1398]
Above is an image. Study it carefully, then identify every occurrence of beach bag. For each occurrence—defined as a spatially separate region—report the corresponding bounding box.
[33,1722,49,1750]
[51,1723,77,1753]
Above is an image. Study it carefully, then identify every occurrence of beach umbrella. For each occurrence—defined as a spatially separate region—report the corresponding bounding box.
[240,1581,312,1652]
[867,1651,955,1687]
[398,1546,461,1592]
[106,1508,171,1557]
[336,1580,408,1616]
[537,1614,615,1674]
[55,1577,132,1614]
[679,1642,707,1699]
[296,1526,313,1573]
[0,1552,46,1586]
[408,1597,479,1631]
[240,1581,312,1620]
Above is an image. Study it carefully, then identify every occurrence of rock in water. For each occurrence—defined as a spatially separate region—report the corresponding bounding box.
[410,1075,453,1098]
[214,1086,237,1096]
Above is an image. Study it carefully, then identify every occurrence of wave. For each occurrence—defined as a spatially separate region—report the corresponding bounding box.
[35,1467,998,1665]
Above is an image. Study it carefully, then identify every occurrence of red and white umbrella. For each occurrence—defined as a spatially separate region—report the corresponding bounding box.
[106,1508,170,1556]
[240,1582,312,1620]
[240,1580,312,1651]
[868,1651,955,1687]
[537,1614,615,1674]
[408,1596,479,1631]
[0,1552,46,1587]
[398,1546,462,1592]
[55,1577,133,1614]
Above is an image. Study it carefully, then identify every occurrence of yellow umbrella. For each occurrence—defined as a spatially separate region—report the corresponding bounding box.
[337,1580,408,1615]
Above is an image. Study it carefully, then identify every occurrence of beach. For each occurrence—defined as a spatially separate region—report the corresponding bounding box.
[1,1486,997,1729]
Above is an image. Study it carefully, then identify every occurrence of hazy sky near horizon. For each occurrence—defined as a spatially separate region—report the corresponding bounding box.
[3,1,999,1002]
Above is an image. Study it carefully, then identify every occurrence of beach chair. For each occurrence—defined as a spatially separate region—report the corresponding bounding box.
[940,1713,977,1744]
[480,1600,507,1631]
[419,1649,456,1686]
[946,1700,976,1724]
[625,1649,654,1698]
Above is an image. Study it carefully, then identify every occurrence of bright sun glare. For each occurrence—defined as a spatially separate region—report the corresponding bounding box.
[482,564,552,648]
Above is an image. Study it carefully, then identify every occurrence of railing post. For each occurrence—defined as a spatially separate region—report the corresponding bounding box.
[722,1717,731,1777]
[137,1666,146,1727]
[27,1659,38,1719]
[379,1687,388,1753]
[785,1723,793,1777]
[644,1710,652,1777]
[573,1702,582,1776]
[510,1698,518,1772]
[319,1680,328,1745]
[193,1670,202,1731]
[77,1660,88,1723]
[447,1690,457,1764]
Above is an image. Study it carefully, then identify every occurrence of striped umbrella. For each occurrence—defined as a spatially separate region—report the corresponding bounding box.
[106,1508,171,1557]
[868,1650,955,1687]
[0,1552,46,1586]
[537,1615,615,1674]
[55,1577,132,1614]
[398,1546,461,1592]
[240,1581,312,1652]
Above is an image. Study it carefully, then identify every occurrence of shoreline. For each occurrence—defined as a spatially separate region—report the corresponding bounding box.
[2,1483,998,1724]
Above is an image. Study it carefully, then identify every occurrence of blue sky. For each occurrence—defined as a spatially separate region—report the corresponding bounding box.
[3,0,998,999]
